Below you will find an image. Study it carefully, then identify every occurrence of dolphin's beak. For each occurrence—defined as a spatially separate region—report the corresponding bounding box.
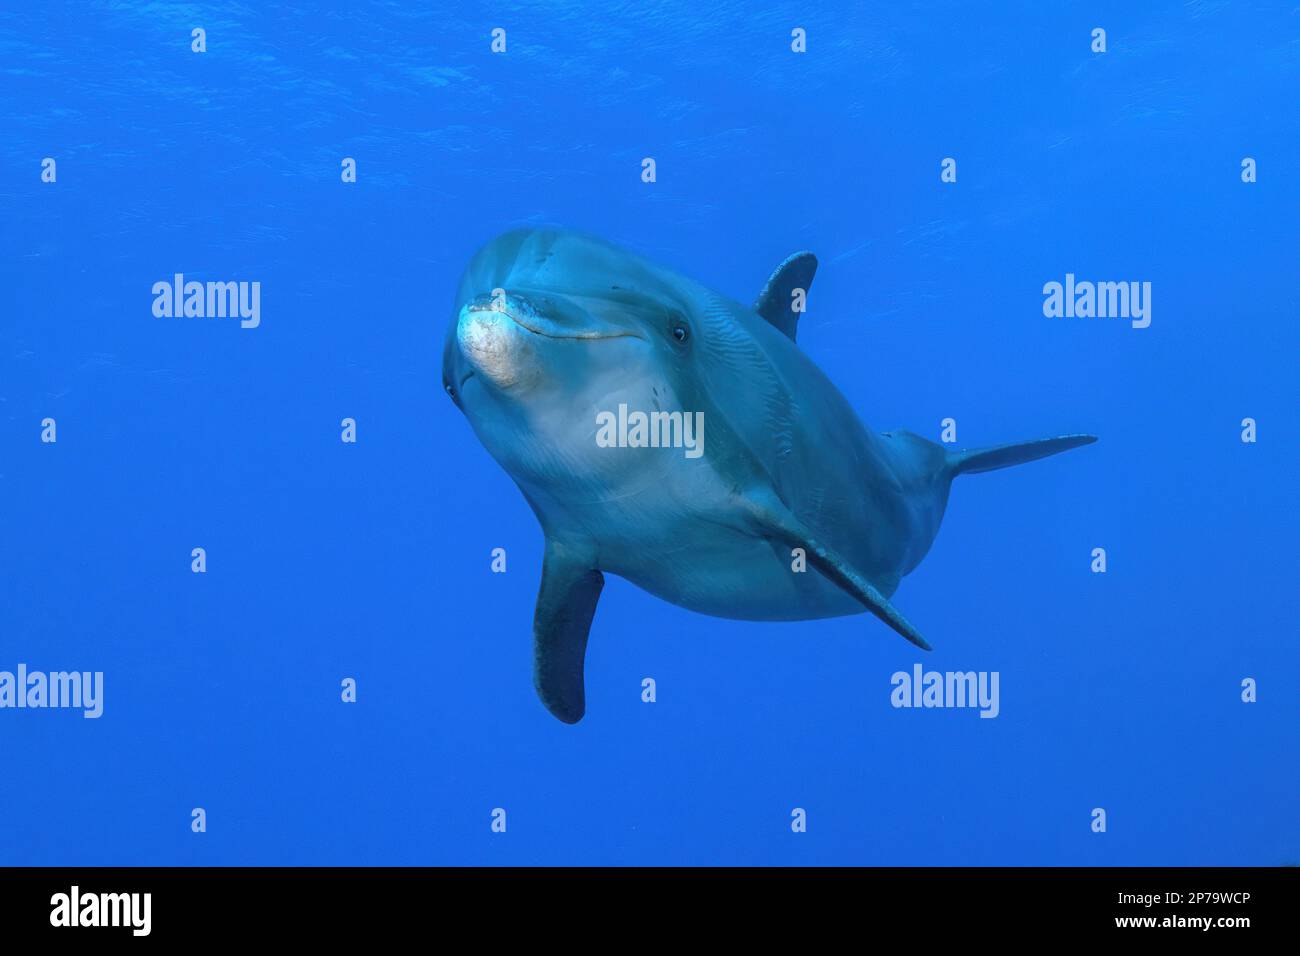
[456,300,534,390]
[464,290,641,341]
[456,289,642,391]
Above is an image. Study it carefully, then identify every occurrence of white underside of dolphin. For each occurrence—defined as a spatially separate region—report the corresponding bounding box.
[442,229,1097,723]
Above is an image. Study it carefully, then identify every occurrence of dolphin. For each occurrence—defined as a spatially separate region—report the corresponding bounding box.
[442,228,1096,723]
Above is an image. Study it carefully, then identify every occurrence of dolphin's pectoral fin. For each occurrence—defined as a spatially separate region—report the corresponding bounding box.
[739,489,932,651]
[533,540,604,723]
[753,252,817,342]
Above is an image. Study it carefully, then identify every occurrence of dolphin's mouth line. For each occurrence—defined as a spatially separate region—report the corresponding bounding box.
[508,311,642,341]
[469,302,642,342]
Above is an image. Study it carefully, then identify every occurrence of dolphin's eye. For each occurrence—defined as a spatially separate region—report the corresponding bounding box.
[670,319,690,343]
[443,380,459,406]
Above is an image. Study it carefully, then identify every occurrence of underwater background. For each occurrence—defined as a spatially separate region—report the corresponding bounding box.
[2,1,1296,865]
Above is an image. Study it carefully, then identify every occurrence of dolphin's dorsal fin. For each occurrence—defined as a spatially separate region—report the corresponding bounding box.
[753,252,817,342]
[532,538,604,723]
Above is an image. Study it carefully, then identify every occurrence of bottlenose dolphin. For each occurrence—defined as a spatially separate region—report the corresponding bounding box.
[442,229,1096,723]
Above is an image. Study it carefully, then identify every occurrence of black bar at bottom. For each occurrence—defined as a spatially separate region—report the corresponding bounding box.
[0,866,1290,940]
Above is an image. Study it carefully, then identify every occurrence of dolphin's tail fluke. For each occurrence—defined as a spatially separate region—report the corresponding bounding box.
[948,434,1097,476]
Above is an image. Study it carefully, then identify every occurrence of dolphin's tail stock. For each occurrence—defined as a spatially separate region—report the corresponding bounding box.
[947,434,1097,477]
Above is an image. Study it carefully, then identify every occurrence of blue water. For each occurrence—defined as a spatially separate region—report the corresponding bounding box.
[2,3,1296,866]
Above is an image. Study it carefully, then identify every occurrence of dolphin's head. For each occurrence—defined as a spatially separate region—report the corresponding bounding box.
[442,280,701,498]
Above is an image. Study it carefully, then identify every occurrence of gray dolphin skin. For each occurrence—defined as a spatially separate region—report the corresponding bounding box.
[442,228,1096,723]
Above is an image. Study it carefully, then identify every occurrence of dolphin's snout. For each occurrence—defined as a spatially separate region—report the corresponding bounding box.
[456,295,538,390]
[464,290,539,325]
[455,287,645,392]
[467,289,642,341]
